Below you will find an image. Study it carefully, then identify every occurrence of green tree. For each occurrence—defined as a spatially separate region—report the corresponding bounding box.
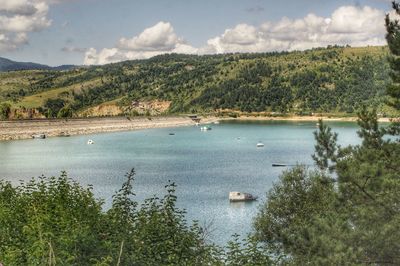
[253,166,346,264]
[386,1,400,109]
[57,105,73,118]
[255,111,400,264]
[44,98,65,118]
[2,170,274,265]
[0,103,11,120]
[254,5,400,264]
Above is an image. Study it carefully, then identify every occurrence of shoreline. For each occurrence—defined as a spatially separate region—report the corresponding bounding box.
[0,116,217,141]
[0,115,396,141]
[223,115,394,122]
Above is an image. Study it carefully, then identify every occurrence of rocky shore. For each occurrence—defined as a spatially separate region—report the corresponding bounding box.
[1,115,394,141]
[0,116,217,141]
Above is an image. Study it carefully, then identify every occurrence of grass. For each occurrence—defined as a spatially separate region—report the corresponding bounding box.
[15,78,101,108]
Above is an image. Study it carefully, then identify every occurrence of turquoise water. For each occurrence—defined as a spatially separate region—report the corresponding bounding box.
[0,120,361,244]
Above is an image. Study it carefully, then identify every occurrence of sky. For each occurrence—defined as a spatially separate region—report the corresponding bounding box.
[0,0,394,66]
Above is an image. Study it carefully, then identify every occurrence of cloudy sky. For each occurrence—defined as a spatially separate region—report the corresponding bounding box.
[0,0,394,66]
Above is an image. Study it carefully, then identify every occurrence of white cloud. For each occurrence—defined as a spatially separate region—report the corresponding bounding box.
[329,6,383,34]
[206,5,387,54]
[84,48,120,65]
[118,22,182,51]
[0,0,51,52]
[0,32,28,52]
[0,0,38,15]
[84,5,389,65]
[84,22,198,65]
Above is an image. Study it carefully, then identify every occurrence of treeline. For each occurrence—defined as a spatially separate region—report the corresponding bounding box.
[194,54,389,113]
[0,46,394,118]
[0,170,270,265]
[253,109,400,264]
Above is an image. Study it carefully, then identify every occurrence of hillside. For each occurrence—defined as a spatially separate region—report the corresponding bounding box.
[0,46,397,119]
[0,57,75,72]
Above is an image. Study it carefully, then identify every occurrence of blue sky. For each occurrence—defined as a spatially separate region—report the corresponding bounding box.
[0,0,393,66]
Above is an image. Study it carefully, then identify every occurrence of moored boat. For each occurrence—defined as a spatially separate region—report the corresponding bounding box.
[272,163,287,167]
[200,126,212,131]
[229,192,258,202]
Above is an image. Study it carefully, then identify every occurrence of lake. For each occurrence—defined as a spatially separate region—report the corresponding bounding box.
[0,120,362,245]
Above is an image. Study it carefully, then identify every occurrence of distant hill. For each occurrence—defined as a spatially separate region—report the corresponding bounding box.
[0,46,398,119]
[0,57,76,72]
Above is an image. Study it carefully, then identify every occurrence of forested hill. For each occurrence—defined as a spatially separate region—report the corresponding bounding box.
[0,57,75,72]
[0,46,396,119]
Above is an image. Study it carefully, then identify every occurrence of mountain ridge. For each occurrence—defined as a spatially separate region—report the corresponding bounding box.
[1,46,398,119]
[0,57,76,72]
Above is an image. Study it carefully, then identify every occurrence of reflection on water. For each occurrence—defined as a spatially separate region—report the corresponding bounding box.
[229,201,256,209]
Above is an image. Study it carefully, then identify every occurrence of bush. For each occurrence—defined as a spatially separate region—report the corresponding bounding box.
[57,106,73,118]
[0,169,269,265]
[0,103,11,120]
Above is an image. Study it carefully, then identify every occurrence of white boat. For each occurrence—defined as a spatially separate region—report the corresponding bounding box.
[229,192,258,202]
[87,139,94,145]
[200,126,212,131]
[256,142,264,147]
[213,121,220,124]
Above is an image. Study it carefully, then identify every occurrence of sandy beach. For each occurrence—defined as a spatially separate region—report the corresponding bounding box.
[0,116,218,141]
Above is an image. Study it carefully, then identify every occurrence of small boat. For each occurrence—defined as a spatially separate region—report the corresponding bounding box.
[32,134,46,139]
[87,139,94,145]
[272,163,287,167]
[200,126,212,131]
[256,142,264,147]
[229,192,258,202]
[213,121,220,124]
[169,133,175,136]
[195,122,200,126]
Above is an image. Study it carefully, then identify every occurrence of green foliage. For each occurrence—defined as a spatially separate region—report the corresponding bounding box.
[254,109,400,264]
[44,98,66,118]
[254,166,341,264]
[224,234,272,265]
[0,102,11,119]
[386,1,400,109]
[0,46,395,117]
[0,172,104,265]
[57,105,73,118]
[251,7,399,264]
[312,119,338,172]
[0,169,272,265]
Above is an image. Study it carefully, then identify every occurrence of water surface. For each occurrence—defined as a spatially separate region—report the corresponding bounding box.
[0,120,361,244]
